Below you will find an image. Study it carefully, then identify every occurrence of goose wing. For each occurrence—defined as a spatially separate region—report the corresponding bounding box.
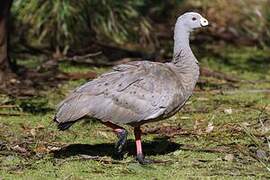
[55,61,183,125]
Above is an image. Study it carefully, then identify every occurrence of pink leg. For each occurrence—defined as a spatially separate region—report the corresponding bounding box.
[134,126,143,155]
[102,121,124,134]
[134,126,152,164]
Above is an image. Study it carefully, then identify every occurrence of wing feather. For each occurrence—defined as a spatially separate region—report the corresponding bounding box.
[55,61,183,125]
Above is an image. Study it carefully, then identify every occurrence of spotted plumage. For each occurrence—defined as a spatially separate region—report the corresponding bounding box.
[54,12,209,164]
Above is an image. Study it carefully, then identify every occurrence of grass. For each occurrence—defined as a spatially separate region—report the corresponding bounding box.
[1,46,270,179]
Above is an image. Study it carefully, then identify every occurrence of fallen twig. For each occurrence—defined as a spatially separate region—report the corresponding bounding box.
[0,105,19,109]
[223,89,270,94]
[58,51,102,61]
[55,155,123,165]
[56,72,98,80]
[56,52,112,66]
[0,112,29,116]
[180,145,232,154]
[200,67,239,82]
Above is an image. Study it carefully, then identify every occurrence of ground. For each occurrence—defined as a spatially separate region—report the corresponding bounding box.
[0,46,270,179]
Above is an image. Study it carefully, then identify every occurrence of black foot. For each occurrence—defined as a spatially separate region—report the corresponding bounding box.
[136,153,153,165]
[113,129,128,159]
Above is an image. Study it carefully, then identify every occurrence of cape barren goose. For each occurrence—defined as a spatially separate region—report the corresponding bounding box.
[54,12,208,164]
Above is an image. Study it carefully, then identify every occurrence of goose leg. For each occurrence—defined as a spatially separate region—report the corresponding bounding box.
[102,121,128,159]
[134,126,153,164]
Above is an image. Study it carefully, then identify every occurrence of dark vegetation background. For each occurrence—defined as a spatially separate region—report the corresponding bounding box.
[0,0,270,179]
[0,0,269,90]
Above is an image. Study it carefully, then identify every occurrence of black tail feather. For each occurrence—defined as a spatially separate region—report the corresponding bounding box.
[53,116,76,131]
[57,121,75,131]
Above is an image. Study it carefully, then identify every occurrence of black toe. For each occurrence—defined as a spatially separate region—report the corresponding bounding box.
[136,153,153,165]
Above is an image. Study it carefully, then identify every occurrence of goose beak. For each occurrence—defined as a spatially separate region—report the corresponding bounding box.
[200,18,209,27]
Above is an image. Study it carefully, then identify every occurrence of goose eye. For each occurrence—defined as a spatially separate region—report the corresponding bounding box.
[192,17,197,21]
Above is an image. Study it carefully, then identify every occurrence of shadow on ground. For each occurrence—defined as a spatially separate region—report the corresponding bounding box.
[52,137,181,159]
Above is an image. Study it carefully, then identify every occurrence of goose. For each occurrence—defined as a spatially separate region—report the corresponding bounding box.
[54,12,208,164]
